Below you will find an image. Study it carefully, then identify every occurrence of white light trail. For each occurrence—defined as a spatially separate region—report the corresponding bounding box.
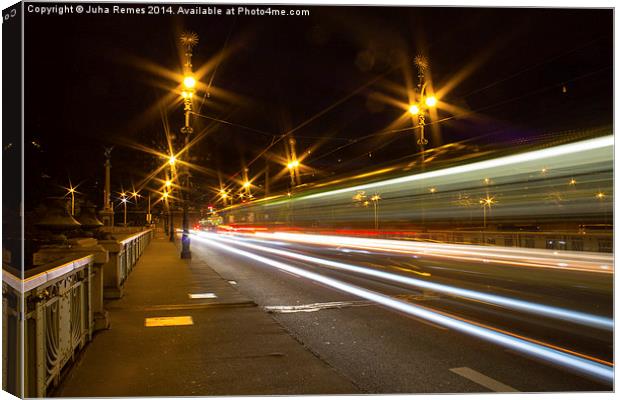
[199,231,612,330]
[250,232,613,274]
[296,136,613,201]
[191,232,613,384]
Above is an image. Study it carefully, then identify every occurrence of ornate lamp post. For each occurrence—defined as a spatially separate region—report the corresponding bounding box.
[179,31,198,259]
[120,193,128,226]
[66,186,76,216]
[408,55,437,164]
[165,175,174,241]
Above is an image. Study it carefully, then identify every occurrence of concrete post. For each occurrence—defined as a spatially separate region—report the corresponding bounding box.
[99,240,124,299]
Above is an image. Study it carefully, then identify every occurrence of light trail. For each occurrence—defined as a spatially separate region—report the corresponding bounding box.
[196,231,612,330]
[294,135,612,201]
[248,232,613,274]
[191,232,613,384]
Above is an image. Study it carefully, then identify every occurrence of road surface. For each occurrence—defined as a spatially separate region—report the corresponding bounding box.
[189,230,613,393]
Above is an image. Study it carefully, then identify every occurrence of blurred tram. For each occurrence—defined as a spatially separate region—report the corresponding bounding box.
[219,132,613,252]
[198,213,223,231]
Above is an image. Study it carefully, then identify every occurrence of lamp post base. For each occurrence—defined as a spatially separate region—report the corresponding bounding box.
[181,235,191,259]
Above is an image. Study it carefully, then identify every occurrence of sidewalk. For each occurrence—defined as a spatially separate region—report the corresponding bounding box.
[55,234,359,397]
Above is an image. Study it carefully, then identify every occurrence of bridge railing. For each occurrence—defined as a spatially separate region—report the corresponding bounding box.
[3,255,95,398]
[100,229,153,298]
[2,228,154,397]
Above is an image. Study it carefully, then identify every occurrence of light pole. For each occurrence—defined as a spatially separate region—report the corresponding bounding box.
[219,189,229,207]
[67,187,76,216]
[408,55,437,231]
[479,195,495,229]
[179,32,198,259]
[146,192,151,225]
[131,190,143,224]
[166,176,174,241]
[370,193,381,230]
[120,193,128,226]
[162,191,170,232]
[287,159,300,186]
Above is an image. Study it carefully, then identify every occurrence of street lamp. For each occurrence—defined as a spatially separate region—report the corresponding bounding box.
[183,76,196,89]
[410,55,438,162]
[166,176,175,242]
[168,154,177,166]
[287,159,301,187]
[287,160,300,169]
[425,96,437,107]
[370,193,381,230]
[121,196,128,226]
[479,195,496,229]
[179,31,199,259]
[66,187,76,216]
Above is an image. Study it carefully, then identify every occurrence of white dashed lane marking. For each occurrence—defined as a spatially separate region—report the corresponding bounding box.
[450,367,519,392]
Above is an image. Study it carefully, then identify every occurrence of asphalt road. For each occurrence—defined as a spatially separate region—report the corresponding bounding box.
[189,231,613,393]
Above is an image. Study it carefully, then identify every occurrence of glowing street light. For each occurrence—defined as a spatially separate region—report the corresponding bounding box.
[121,197,128,226]
[178,31,199,259]
[479,195,496,229]
[243,181,251,189]
[66,185,77,216]
[165,179,172,188]
[370,193,381,230]
[411,55,438,157]
[183,75,196,89]
[168,154,177,166]
[287,160,300,169]
[425,96,437,107]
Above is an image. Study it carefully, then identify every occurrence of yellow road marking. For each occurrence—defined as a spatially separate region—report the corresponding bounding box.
[145,316,194,327]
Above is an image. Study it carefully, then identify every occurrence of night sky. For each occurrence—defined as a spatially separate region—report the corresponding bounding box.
[23,4,613,209]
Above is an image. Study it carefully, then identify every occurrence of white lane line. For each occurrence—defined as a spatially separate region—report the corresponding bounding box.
[450,367,519,392]
[188,293,218,299]
[408,315,448,331]
[192,233,614,384]
[264,300,372,313]
[280,269,301,278]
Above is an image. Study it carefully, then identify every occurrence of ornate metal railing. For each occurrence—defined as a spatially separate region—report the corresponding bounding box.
[2,229,154,397]
[3,255,94,398]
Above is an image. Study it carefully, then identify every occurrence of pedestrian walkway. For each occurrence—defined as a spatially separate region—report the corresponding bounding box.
[55,234,359,397]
